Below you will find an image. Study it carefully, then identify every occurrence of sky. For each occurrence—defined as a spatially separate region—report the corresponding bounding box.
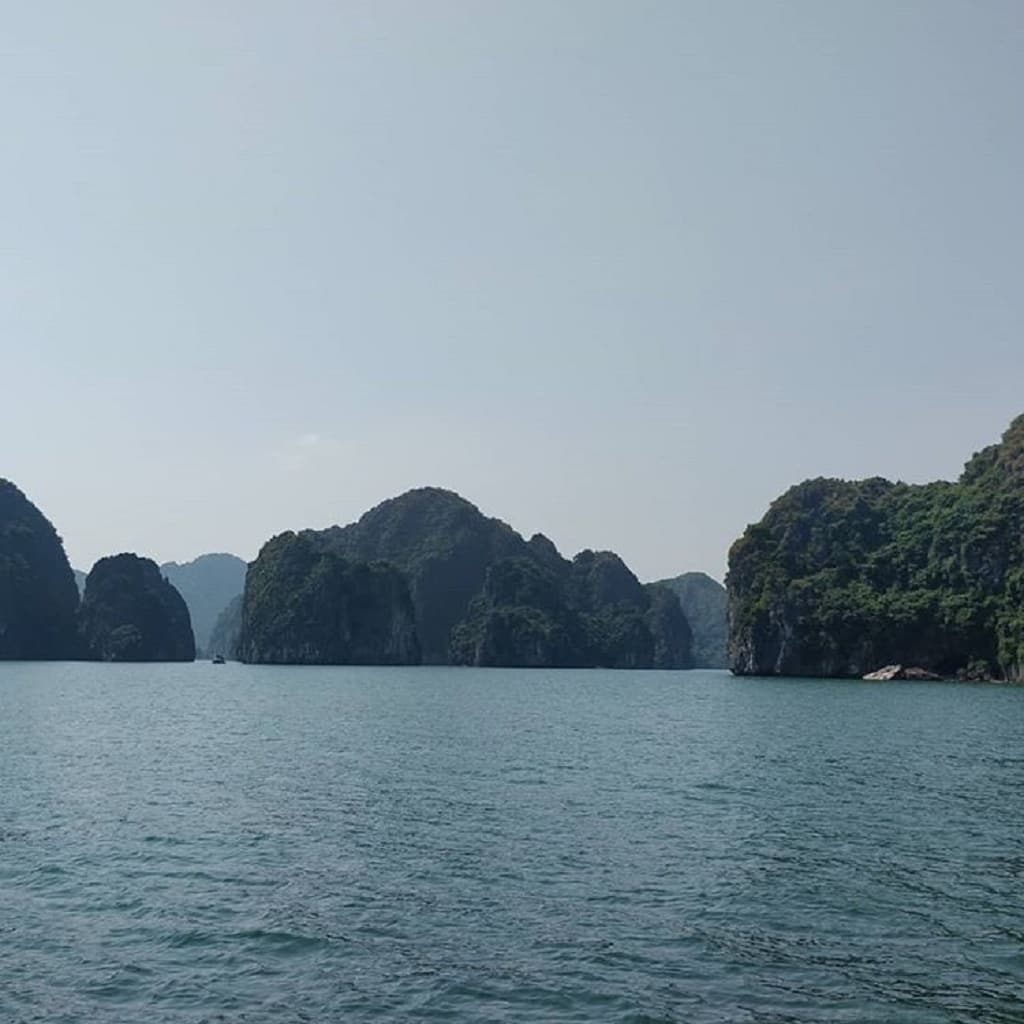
[2,1,1023,583]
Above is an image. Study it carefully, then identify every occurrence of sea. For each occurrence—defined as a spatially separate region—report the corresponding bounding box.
[1,663,1022,1023]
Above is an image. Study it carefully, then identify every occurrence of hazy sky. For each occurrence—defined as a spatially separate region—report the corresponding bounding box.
[3,1,1022,582]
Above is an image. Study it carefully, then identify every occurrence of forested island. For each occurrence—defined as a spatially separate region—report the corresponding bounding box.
[0,480,711,670]
[234,487,695,669]
[0,480,195,662]
[78,554,195,662]
[10,412,1024,681]
[728,414,1024,682]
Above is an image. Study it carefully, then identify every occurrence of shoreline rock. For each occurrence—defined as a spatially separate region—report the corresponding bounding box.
[862,664,943,681]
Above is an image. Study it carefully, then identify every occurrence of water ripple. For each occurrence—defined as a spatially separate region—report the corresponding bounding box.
[1,663,1022,1022]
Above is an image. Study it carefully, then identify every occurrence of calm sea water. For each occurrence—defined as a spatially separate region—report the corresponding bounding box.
[1,664,1022,1023]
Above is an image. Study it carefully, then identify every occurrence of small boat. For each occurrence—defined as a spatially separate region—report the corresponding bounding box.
[212,654,226,665]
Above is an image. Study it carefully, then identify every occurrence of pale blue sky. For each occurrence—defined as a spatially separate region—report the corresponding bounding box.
[3,1,1022,581]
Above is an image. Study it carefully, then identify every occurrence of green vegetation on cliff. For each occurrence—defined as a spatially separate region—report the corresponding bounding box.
[0,480,80,659]
[244,487,693,669]
[728,415,1024,680]
[317,488,526,664]
[450,557,585,667]
[449,548,692,669]
[238,532,420,665]
[79,554,195,662]
[566,550,691,669]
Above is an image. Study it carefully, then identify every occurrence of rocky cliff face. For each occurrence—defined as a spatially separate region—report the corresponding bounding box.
[448,548,693,670]
[644,584,694,670]
[654,572,727,668]
[207,593,243,660]
[565,550,687,669]
[450,557,586,667]
[316,488,528,664]
[237,532,420,665]
[0,480,80,659]
[255,487,694,670]
[79,554,195,662]
[728,415,1024,680]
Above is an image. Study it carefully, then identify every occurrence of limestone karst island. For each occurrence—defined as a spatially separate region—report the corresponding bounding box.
[0,480,722,671]
[3,413,1024,682]
[729,413,1024,682]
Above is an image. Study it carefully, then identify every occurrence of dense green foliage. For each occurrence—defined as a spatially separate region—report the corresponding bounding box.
[238,532,420,665]
[246,487,693,669]
[450,557,587,667]
[79,554,195,662]
[728,415,1024,680]
[449,548,692,669]
[654,572,728,668]
[0,480,80,659]
[160,553,247,655]
[566,550,691,669]
[318,488,527,663]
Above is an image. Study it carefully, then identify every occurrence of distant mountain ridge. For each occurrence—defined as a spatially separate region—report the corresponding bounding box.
[652,572,727,668]
[160,553,246,655]
[207,594,243,660]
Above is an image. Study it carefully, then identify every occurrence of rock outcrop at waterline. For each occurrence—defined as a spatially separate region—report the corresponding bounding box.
[237,532,420,665]
[0,479,80,659]
[79,554,195,662]
[728,414,1024,681]
[862,665,942,682]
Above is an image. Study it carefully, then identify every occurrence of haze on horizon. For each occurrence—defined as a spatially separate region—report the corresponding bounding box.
[3,1,1022,583]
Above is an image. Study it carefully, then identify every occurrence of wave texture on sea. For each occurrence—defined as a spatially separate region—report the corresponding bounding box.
[1,663,1022,1023]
